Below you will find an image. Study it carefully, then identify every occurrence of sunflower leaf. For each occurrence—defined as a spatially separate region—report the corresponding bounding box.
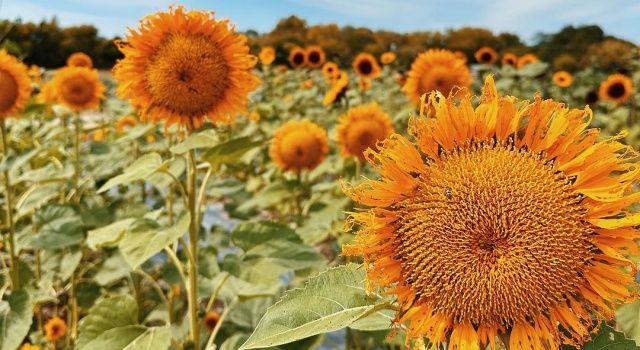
[0,290,32,350]
[239,263,389,349]
[97,152,163,193]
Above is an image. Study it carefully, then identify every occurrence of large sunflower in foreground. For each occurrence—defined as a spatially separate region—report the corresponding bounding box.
[52,66,104,111]
[403,49,471,106]
[344,75,640,350]
[270,120,328,172]
[113,6,260,130]
[0,50,32,119]
[336,102,394,159]
[353,53,381,79]
[599,73,633,103]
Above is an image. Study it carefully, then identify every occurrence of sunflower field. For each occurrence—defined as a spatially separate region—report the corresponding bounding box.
[2,5,640,350]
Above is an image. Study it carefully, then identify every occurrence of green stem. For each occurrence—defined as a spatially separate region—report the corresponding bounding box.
[69,271,79,341]
[186,149,200,348]
[73,113,81,203]
[1,119,18,290]
[205,298,237,349]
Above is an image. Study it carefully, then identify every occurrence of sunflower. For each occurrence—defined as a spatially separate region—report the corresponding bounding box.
[52,66,104,112]
[37,80,58,105]
[358,78,372,91]
[322,62,339,82]
[553,71,573,88]
[599,73,633,103]
[44,317,66,342]
[336,102,394,159]
[474,46,497,65]
[501,52,517,67]
[517,53,539,68]
[0,50,32,119]
[66,52,93,68]
[28,65,42,84]
[259,46,276,65]
[343,75,640,350]
[91,128,107,142]
[403,49,471,106]
[248,111,261,122]
[454,51,467,63]
[306,45,325,68]
[323,70,349,106]
[113,6,260,130]
[288,46,307,68]
[585,90,599,106]
[116,115,138,134]
[270,120,329,172]
[353,53,381,79]
[302,79,314,89]
[380,52,396,65]
[204,311,220,332]
[146,134,156,144]
[19,344,41,350]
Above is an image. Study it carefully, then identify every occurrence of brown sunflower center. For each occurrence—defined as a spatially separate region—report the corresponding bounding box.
[59,75,96,106]
[145,33,229,118]
[585,91,599,104]
[279,129,323,169]
[480,52,493,63]
[308,51,321,64]
[0,69,19,113]
[357,60,373,75]
[394,142,593,326]
[345,119,386,157]
[293,52,305,65]
[607,82,626,99]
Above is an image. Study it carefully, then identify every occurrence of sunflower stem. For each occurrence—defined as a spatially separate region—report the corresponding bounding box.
[186,149,200,348]
[73,112,81,203]
[0,119,19,290]
[69,271,79,342]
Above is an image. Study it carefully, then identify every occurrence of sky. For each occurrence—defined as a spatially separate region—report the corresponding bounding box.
[1,0,639,44]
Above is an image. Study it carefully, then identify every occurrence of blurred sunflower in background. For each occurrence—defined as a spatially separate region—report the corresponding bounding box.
[553,71,574,87]
[380,51,396,65]
[270,120,329,172]
[585,90,599,106]
[599,73,633,103]
[116,115,137,134]
[403,48,471,105]
[336,102,393,160]
[322,62,339,81]
[113,6,260,130]
[501,52,517,67]
[0,50,32,119]
[66,52,93,68]
[344,75,640,350]
[357,78,371,91]
[323,70,349,106]
[453,50,467,63]
[517,53,539,68]
[52,66,104,111]
[204,311,220,333]
[37,81,57,105]
[474,46,497,65]
[305,45,325,68]
[288,46,306,68]
[259,46,276,65]
[352,53,381,79]
[44,316,66,342]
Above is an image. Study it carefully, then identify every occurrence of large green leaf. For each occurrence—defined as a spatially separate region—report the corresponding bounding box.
[0,290,32,350]
[87,218,135,249]
[98,153,163,193]
[170,129,219,153]
[579,325,639,350]
[244,240,323,270]
[118,214,190,268]
[617,300,640,346]
[122,326,171,350]
[231,221,302,251]
[201,136,261,170]
[80,325,147,350]
[30,205,84,250]
[240,264,385,349]
[78,295,139,349]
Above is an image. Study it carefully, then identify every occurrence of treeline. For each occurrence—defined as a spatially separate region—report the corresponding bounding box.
[0,18,121,69]
[0,16,636,71]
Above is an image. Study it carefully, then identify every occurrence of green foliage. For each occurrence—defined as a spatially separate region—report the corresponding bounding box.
[0,290,32,350]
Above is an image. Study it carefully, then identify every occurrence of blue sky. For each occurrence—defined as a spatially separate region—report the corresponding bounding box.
[1,0,639,43]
